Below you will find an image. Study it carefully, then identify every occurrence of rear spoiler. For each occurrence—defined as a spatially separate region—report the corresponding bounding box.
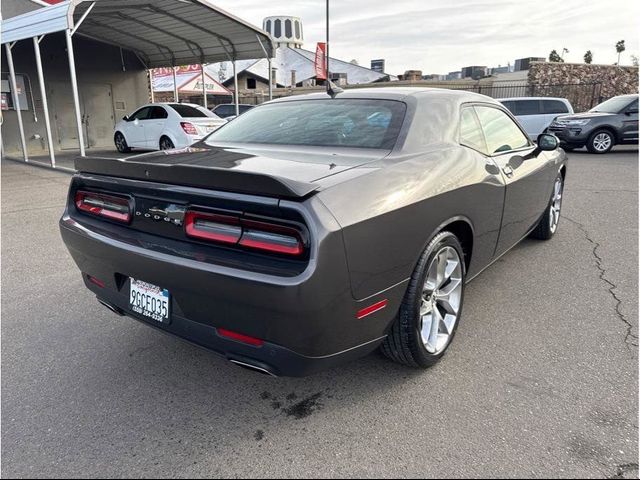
[74,156,319,199]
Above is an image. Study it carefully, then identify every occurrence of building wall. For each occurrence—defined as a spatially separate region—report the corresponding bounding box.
[1,33,148,156]
[528,62,638,100]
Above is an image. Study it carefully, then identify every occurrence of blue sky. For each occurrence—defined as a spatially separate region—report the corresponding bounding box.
[215,0,640,75]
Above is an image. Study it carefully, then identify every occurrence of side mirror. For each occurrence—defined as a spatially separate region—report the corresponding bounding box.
[122,115,129,121]
[537,133,559,151]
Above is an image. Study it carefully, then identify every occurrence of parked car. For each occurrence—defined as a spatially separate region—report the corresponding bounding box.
[61,88,567,377]
[114,103,226,153]
[499,97,574,140]
[546,94,639,153]
[211,103,254,119]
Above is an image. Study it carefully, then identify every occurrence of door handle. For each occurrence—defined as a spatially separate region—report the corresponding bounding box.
[502,165,514,177]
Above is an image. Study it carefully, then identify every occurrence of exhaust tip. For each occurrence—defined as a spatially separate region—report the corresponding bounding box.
[229,359,278,377]
[97,298,125,316]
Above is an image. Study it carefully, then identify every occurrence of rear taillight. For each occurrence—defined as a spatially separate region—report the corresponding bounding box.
[75,190,131,223]
[180,122,198,135]
[185,210,305,256]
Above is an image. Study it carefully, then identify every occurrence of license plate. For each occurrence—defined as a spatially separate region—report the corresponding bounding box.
[129,278,170,323]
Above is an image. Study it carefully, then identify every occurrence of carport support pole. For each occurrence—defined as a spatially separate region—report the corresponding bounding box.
[5,43,28,162]
[173,67,179,102]
[201,65,207,109]
[268,58,273,101]
[65,29,86,157]
[233,60,239,117]
[33,36,56,168]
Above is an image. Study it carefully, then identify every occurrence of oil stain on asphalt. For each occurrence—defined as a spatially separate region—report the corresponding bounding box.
[260,391,324,419]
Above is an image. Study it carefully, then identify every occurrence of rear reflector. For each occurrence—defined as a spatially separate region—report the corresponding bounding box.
[357,299,388,319]
[180,122,198,135]
[87,275,105,288]
[75,190,131,223]
[217,328,264,347]
[185,210,305,256]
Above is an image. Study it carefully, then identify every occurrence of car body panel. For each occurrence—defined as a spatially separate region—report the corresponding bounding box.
[499,97,574,140]
[62,87,568,376]
[115,103,226,151]
[548,94,638,148]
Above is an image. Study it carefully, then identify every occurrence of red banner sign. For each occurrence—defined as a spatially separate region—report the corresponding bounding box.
[315,43,327,80]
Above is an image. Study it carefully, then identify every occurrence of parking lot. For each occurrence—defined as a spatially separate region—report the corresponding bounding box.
[1,148,638,478]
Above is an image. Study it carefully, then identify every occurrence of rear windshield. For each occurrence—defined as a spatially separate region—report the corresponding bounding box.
[205,99,407,149]
[168,104,209,118]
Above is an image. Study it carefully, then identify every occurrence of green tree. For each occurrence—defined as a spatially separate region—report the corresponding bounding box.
[584,50,593,64]
[549,49,564,62]
[616,40,626,64]
[631,55,639,67]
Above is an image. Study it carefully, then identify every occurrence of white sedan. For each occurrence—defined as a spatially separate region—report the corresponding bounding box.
[114,103,226,153]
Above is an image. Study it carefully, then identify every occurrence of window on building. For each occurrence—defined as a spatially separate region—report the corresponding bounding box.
[274,19,281,37]
[285,19,292,38]
[266,20,271,33]
[247,78,257,89]
[295,21,301,38]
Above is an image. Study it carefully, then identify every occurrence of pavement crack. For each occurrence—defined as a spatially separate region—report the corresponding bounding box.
[563,215,638,350]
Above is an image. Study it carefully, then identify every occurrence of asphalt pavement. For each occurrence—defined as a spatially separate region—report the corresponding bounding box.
[1,147,638,478]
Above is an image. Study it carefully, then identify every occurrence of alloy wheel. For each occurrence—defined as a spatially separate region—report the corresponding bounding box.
[160,138,174,150]
[592,132,612,152]
[549,176,563,233]
[115,134,126,151]
[419,246,463,354]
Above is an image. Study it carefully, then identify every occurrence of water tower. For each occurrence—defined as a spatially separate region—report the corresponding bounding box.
[263,16,304,48]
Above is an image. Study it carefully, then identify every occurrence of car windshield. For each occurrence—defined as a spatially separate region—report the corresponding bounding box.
[168,104,210,118]
[205,99,407,149]
[590,96,636,114]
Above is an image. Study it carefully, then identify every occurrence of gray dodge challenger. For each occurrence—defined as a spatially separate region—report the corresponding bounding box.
[60,88,567,377]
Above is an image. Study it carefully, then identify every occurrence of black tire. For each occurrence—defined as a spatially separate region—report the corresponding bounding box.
[114,132,131,153]
[586,129,614,154]
[530,172,564,240]
[381,231,466,368]
[159,136,174,150]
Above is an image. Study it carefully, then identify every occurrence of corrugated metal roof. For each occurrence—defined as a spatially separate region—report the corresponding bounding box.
[1,0,274,67]
[206,46,397,87]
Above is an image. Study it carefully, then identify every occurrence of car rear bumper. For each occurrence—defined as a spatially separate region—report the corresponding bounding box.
[59,213,405,377]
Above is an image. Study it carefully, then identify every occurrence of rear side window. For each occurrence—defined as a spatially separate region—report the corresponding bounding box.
[500,100,516,114]
[150,106,168,119]
[513,100,540,116]
[475,106,530,154]
[542,100,569,114]
[460,108,487,154]
[214,105,233,116]
[168,104,208,118]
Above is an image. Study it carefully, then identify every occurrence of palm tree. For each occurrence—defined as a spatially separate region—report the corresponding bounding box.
[616,40,626,65]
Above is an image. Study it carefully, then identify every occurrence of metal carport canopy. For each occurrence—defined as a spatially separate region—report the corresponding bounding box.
[1,0,275,65]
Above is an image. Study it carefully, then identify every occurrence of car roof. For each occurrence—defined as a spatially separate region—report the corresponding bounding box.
[269,87,500,105]
[498,97,570,102]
